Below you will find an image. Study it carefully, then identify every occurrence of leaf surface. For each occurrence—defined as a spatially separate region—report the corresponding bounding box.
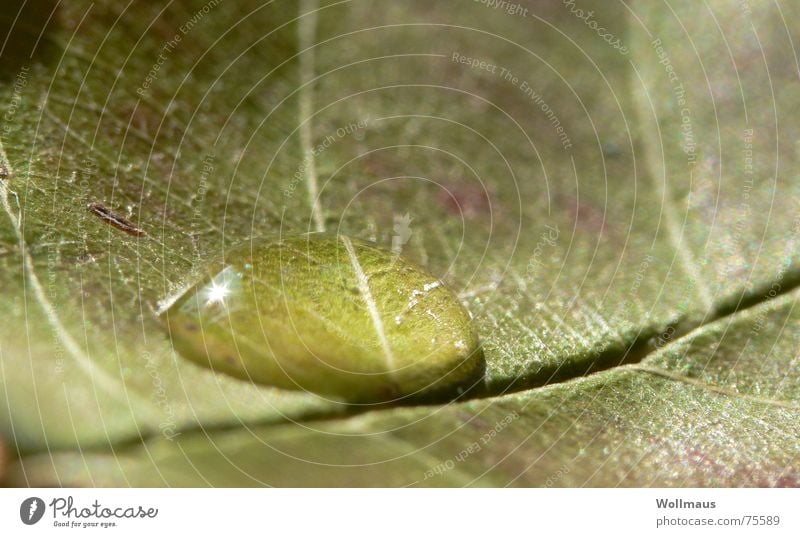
[1,0,799,485]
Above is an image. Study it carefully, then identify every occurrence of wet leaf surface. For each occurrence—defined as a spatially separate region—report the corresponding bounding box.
[11,288,800,487]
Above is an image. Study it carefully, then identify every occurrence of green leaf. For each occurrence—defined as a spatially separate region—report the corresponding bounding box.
[2,0,799,485]
[9,287,800,486]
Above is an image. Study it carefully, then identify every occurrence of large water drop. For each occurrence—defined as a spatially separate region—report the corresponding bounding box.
[161,234,484,402]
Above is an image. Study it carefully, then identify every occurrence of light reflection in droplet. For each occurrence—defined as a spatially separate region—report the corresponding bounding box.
[203,266,242,309]
[205,281,230,306]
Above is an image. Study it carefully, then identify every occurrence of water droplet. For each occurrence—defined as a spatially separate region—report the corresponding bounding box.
[161,233,484,402]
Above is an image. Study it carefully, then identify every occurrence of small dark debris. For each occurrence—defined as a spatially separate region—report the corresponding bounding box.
[76,252,98,265]
[87,202,145,237]
[602,142,622,158]
[0,162,9,180]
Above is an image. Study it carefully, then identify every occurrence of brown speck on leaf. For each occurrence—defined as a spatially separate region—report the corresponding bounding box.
[555,193,619,245]
[0,162,9,180]
[437,183,491,217]
[740,465,800,488]
[772,473,800,488]
[88,202,145,237]
[0,437,7,483]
